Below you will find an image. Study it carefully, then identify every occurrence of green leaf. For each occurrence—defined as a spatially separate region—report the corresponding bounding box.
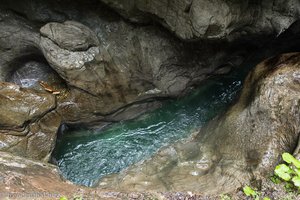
[283,152,294,163]
[243,186,257,197]
[274,164,292,181]
[282,153,300,168]
[294,168,300,177]
[263,197,271,200]
[59,197,68,200]
[292,176,300,187]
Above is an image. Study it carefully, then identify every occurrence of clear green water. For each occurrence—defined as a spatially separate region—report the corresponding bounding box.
[53,72,243,187]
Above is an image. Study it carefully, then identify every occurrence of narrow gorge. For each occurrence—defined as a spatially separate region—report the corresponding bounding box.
[0,0,300,199]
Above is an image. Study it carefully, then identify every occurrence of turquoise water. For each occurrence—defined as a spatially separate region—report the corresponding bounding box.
[53,73,243,187]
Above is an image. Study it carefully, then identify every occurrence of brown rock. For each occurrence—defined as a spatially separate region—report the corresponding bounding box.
[0,82,56,129]
[0,82,58,161]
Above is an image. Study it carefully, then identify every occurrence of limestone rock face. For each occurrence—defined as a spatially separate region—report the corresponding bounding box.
[0,82,55,128]
[40,23,102,95]
[0,151,95,199]
[0,9,40,82]
[100,0,300,40]
[0,82,58,161]
[40,21,99,51]
[98,53,300,194]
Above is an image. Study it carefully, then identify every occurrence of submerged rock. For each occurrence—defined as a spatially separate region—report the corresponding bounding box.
[98,53,300,194]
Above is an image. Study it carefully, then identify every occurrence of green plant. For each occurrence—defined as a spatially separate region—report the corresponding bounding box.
[274,152,300,191]
[242,185,270,200]
[59,196,83,200]
[243,186,259,199]
[263,198,271,200]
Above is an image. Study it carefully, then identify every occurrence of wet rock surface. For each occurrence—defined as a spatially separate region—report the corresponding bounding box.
[0,82,58,161]
[98,53,300,194]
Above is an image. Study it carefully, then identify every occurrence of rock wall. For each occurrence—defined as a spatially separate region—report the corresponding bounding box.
[100,0,300,40]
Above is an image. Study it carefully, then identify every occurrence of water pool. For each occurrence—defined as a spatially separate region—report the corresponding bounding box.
[53,72,243,187]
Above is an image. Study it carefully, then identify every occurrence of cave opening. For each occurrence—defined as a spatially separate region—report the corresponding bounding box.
[5,54,68,92]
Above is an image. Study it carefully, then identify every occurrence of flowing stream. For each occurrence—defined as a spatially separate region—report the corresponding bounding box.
[53,70,245,187]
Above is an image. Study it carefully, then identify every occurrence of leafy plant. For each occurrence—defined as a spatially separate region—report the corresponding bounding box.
[243,186,259,199]
[59,196,83,200]
[243,186,258,197]
[274,152,300,191]
[242,185,270,200]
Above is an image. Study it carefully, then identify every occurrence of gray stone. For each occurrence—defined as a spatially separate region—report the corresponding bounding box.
[40,21,99,51]
[100,0,300,40]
